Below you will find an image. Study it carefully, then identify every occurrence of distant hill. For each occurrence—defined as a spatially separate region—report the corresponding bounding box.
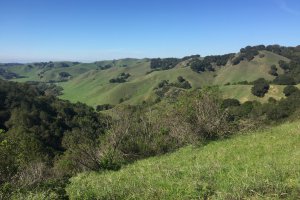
[1,45,300,107]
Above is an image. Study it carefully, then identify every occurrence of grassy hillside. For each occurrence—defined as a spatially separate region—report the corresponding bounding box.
[58,50,288,106]
[59,61,215,105]
[0,50,291,106]
[66,121,300,199]
[220,84,286,103]
[214,50,289,85]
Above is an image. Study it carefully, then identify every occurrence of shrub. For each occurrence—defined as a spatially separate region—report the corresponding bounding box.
[273,75,296,85]
[59,72,71,78]
[283,85,299,97]
[268,65,278,76]
[177,76,185,83]
[190,60,214,73]
[221,98,240,109]
[177,88,231,140]
[96,104,114,111]
[251,78,270,97]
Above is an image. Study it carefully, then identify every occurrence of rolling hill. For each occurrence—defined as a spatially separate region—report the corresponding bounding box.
[0,47,294,107]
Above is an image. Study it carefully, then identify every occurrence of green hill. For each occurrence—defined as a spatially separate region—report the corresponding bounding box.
[66,121,300,199]
[57,50,291,106]
[214,50,289,85]
[0,49,292,107]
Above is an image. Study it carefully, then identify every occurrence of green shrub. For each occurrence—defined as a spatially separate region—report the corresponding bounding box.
[273,75,296,85]
[283,85,299,97]
[251,78,270,97]
[221,98,240,109]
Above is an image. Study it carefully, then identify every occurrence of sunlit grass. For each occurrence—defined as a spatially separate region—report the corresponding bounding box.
[67,121,300,199]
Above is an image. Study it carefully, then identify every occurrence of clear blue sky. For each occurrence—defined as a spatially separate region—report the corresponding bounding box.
[0,0,300,62]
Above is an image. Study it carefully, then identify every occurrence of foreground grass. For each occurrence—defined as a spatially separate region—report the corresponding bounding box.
[67,121,300,199]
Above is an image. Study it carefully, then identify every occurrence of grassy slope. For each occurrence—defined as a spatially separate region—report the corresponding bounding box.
[220,84,286,103]
[58,51,291,106]
[2,51,290,106]
[214,51,289,85]
[59,61,215,105]
[67,121,300,199]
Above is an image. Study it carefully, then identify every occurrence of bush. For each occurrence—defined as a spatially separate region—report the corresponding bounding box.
[268,65,278,76]
[177,76,185,83]
[109,73,130,83]
[251,78,270,97]
[96,104,114,111]
[177,88,231,140]
[283,85,299,97]
[221,98,240,109]
[190,60,214,73]
[150,58,180,70]
[273,75,296,85]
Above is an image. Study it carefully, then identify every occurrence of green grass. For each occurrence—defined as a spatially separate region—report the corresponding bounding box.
[59,61,215,106]
[220,84,286,103]
[54,51,292,106]
[2,51,291,106]
[66,121,300,199]
[214,51,289,85]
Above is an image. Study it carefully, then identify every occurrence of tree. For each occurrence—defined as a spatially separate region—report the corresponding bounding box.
[283,85,299,97]
[251,78,270,97]
[268,65,278,76]
[273,75,296,85]
[177,76,185,83]
[221,98,240,109]
[59,72,71,78]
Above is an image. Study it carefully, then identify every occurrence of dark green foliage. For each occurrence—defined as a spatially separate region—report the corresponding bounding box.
[24,81,63,96]
[0,80,109,196]
[178,81,192,89]
[266,47,300,84]
[190,59,214,73]
[0,68,24,79]
[177,76,185,83]
[235,80,250,85]
[155,78,191,94]
[265,104,290,120]
[96,104,114,111]
[173,77,192,89]
[283,85,299,97]
[268,97,277,103]
[251,78,270,97]
[98,64,112,70]
[0,63,24,67]
[268,65,278,76]
[181,54,200,61]
[109,73,131,83]
[59,72,71,78]
[221,98,240,109]
[157,80,169,88]
[226,101,256,121]
[150,58,181,70]
[232,45,265,65]
[278,60,290,71]
[59,62,70,68]
[203,53,234,66]
[273,74,296,85]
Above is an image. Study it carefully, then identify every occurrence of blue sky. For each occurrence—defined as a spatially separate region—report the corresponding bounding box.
[0,0,300,62]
